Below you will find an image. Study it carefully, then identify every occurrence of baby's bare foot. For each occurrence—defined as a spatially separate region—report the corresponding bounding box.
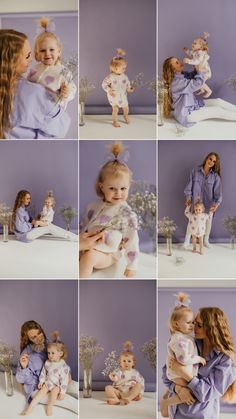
[124,115,130,124]
[112,121,121,128]
[133,394,142,401]
[46,405,53,416]
[120,398,130,405]
[192,248,197,253]
[20,410,29,416]
[107,398,120,405]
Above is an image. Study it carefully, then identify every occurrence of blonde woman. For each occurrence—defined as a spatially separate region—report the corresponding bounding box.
[0,29,70,139]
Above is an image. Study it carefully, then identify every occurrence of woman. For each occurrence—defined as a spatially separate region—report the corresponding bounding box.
[16,321,77,406]
[12,190,77,242]
[163,57,236,127]
[0,30,70,139]
[161,307,236,419]
[183,152,222,248]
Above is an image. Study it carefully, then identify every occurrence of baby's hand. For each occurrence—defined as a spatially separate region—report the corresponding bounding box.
[127,86,134,93]
[60,82,71,99]
[57,393,65,400]
[38,383,43,389]
[109,372,118,382]
[108,88,116,97]
[124,268,136,278]
[199,357,206,366]
[183,57,189,64]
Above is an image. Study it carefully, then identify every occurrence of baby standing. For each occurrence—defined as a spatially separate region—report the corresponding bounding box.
[105,340,145,405]
[102,49,134,127]
[79,142,139,278]
[183,32,212,97]
[21,332,70,416]
[160,293,206,417]
[185,201,213,254]
[28,17,76,109]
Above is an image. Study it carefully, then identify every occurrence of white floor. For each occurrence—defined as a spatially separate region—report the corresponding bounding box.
[158,411,235,419]
[89,252,156,279]
[0,235,78,279]
[79,115,156,139]
[158,118,236,139]
[80,391,156,419]
[158,243,236,279]
[0,373,77,419]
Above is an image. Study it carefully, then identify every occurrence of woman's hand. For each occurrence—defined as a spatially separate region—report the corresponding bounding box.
[175,385,196,405]
[79,231,104,251]
[124,268,136,278]
[199,356,206,366]
[168,358,193,382]
[20,354,29,369]
[209,203,219,213]
[185,197,192,206]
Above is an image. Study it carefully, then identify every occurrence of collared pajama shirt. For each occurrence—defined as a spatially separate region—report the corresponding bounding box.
[184,166,222,212]
[162,340,236,419]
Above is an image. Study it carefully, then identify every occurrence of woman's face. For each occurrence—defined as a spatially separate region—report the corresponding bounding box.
[170,57,184,73]
[22,193,31,207]
[205,154,217,170]
[27,328,45,345]
[16,39,32,75]
[194,312,207,339]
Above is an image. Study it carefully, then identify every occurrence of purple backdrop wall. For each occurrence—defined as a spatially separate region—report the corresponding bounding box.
[158,0,236,104]
[0,280,78,380]
[0,141,78,231]
[158,140,236,242]
[79,140,156,250]
[1,13,78,138]
[79,280,156,391]
[80,0,156,114]
[158,286,236,413]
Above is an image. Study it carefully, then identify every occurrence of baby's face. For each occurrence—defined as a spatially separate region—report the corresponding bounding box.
[112,62,127,75]
[100,173,130,205]
[120,354,134,371]
[175,311,195,334]
[192,38,203,51]
[47,345,63,362]
[36,38,61,66]
[44,198,53,208]
[194,205,204,215]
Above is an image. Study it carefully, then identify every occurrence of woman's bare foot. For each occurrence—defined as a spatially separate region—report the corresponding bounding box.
[20,410,29,416]
[107,398,120,405]
[46,405,53,416]
[112,121,121,128]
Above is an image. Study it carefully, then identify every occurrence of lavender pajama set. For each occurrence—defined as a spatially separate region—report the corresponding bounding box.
[162,339,236,419]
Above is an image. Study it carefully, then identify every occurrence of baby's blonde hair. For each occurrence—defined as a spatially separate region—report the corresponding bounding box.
[109,48,127,73]
[119,340,136,367]
[193,200,205,212]
[48,331,67,360]
[95,142,132,198]
[44,190,56,208]
[34,17,62,62]
[169,292,193,334]
[195,32,209,52]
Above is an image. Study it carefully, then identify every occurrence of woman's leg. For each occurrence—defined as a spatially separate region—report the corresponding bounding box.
[21,385,48,415]
[188,101,236,123]
[105,385,121,405]
[205,98,236,112]
[183,223,192,248]
[46,386,60,416]
[79,249,115,278]
[204,216,213,247]
[26,225,77,241]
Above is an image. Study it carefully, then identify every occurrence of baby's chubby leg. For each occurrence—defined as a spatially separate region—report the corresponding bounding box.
[79,249,115,278]
[120,383,142,405]
[192,235,197,253]
[199,236,204,255]
[46,386,60,416]
[21,385,48,415]
[105,385,121,405]
[123,106,130,124]
[112,106,120,127]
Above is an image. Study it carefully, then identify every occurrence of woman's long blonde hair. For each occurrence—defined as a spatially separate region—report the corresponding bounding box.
[199,307,236,403]
[0,30,27,139]
[162,57,175,118]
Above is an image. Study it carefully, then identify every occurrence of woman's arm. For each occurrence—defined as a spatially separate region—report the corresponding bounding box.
[15,209,32,233]
[212,176,223,207]
[173,73,205,95]
[184,169,194,202]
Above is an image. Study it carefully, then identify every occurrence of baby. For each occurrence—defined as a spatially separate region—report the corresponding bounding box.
[37,190,55,227]
[105,340,145,405]
[102,49,134,127]
[183,32,212,98]
[79,142,139,279]
[185,200,213,254]
[28,17,76,109]
[21,332,70,416]
[160,293,206,417]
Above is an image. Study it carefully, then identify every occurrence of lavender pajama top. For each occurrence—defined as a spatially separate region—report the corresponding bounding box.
[16,344,47,400]
[6,77,70,139]
[162,340,236,419]
[14,206,33,243]
[171,72,205,127]
[184,167,222,212]
[81,200,139,270]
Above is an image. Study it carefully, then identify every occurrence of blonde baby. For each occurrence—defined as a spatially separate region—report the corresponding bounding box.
[37,190,55,227]
[185,200,213,255]
[28,17,76,109]
[79,142,139,278]
[102,49,134,127]
[105,340,144,405]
